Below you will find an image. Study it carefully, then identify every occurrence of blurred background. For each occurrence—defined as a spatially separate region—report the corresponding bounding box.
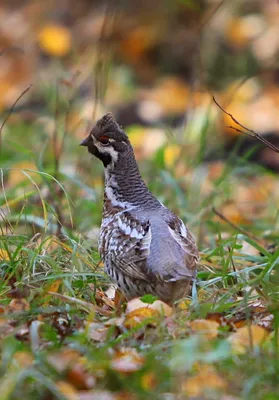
[1,0,279,247]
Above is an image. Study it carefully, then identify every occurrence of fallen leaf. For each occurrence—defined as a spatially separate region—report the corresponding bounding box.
[126,298,172,316]
[182,365,227,397]
[176,298,191,311]
[0,249,10,261]
[42,280,62,306]
[87,322,109,342]
[189,319,220,340]
[8,162,38,187]
[124,307,157,329]
[124,298,172,329]
[48,349,82,373]
[67,364,95,390]
[48,279,63,293]
[13,351,33,368]
[56,381,78,400]
[141,372,157,390]
[164,145,180,168]
[8,298,29,312]
[111,348,145,373]
[119,26,158,64]
[78,392,116,400]
[226,16,264,49]
[228,325,270,354]
[142,77,189,113]
[38,24,71,57]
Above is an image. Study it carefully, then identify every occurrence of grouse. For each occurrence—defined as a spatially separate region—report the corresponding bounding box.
[80,113,199,303]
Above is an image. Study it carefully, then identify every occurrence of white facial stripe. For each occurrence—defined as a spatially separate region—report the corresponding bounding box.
[90,133,97,143]
[95,143,119,163]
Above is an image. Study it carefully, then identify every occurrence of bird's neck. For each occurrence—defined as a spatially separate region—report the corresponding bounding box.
[103,146,158,210]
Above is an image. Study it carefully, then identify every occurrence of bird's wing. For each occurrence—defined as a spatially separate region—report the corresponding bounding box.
[167,216,199,259]
[100,211,153,282]
[159,216,199,283]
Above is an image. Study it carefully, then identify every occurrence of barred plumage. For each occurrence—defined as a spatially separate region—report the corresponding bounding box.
[80,113,199,303]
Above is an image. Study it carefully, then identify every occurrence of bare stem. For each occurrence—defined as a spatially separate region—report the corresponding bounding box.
[213,96,279,154]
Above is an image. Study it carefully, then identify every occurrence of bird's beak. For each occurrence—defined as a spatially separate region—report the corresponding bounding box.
[80,136,89,146]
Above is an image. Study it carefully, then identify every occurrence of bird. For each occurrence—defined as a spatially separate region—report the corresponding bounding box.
[80,113,199,303]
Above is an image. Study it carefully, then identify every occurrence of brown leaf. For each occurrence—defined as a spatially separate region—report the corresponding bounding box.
[87,322,109,342]
[8,298,29,312]
[48,349,82,373]
[111,348,145,373]
[67,364,95,390]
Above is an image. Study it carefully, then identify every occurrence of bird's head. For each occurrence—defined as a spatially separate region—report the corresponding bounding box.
[80,113,130,167]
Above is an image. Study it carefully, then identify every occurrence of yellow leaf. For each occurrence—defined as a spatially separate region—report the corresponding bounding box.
[8,162,38,186]
[141,372,157,390]
[38,25,71,57]
[14,352,33,368]
[43,280,62,306]
[183,365,227,397]
[124,307,158,329]
[189,319,220,340]
[128,127,145,148]
[144,77,189,113]
[0,249,10,260]
[127,298,172,316]
[226,16,264,49]
[111,348,145,373]
[228,325,270,354]
[164,145,180,168]
[56,381,78,400]
[124,298,172,328]
[176,298,191,311]
[47,280,62,294]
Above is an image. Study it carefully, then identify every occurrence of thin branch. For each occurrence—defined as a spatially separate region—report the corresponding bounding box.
[213,96,279,154]
[0,84,32,149]
[48,291,112,317]
[200,0,227,30]
[212,207,264,246]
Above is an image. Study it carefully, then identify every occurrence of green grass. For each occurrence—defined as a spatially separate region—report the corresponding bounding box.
[1,82,279,400]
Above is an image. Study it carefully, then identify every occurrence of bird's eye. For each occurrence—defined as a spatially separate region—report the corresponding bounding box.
[99,135,110,145]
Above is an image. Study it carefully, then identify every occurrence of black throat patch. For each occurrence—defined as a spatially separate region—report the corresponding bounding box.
[87,143,112,167]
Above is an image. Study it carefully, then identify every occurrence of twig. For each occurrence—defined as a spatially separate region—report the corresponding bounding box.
[212,207,264,246]
[200,0,226,30]
[92,2,116,122]
[0,84,32,149]
[50,73,78,236]
[48,291,112,317]
[213,96,279,154]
